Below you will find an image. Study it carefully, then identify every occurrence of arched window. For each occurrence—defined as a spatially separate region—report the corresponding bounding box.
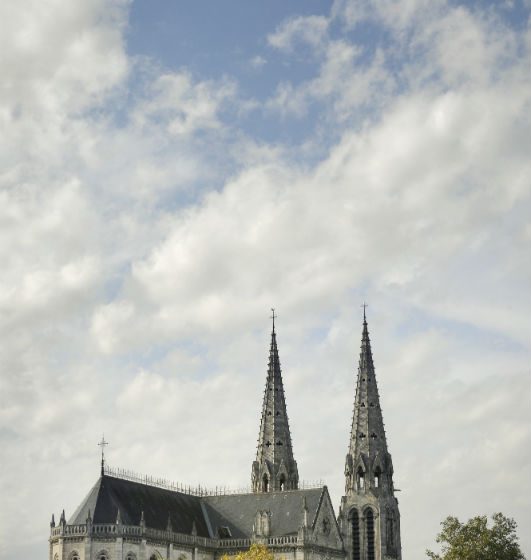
[279,474,286,491]
[262,474,269,492]
[357,467,365,490]
[126,553,137,560]
[366,509,375,560]
[349,508,360,560]
[374,466,382,488]
[68,552,80,560]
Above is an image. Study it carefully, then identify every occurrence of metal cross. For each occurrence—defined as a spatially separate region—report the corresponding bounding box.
[98,434,109,475]
[270,308,277,332]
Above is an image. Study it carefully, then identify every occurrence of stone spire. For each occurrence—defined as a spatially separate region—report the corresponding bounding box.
[346,311,389,479]
[339,310,402,560]
[252,310,299,492]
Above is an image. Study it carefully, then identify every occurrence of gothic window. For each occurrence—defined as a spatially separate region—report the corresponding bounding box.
[279,474,286,491]
[359,432,366,439]
[262,474,269,492]
[97,551,109,560]
[68,552,80,560]
[374,466,382,488]
[126,553,137,560]
[357,467,365,490]
[267,411,272,416]
[361,402,366,407]
[349,508,360,560]
[322,517,331,536]
[370,432,377,439]
[366,509,375,560]
[276,411,280,416]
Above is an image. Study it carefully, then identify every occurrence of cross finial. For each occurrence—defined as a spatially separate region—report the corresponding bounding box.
[361,302,368,322]
[98,434,109,476]
[270,308,277,333]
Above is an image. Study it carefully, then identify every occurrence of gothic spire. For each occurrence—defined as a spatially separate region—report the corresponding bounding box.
[345,312,392,493]
[347,312,389,471]
[252,310,299,492]
[339,311,402,560]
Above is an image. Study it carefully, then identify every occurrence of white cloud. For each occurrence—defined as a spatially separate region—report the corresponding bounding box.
[132,72,237,136]
[1,1,530,559]
[250,55,267,69]
[268,15,329,52]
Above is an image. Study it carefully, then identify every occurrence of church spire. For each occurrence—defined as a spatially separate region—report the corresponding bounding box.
[252,310,299,492]
[347,310,389,465]
[339,310,402,560]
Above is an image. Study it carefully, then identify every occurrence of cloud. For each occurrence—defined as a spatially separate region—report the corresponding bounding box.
[132,71,238,136]
[1,1,530,559]
[268,15,329,52]
[250,55,267,69]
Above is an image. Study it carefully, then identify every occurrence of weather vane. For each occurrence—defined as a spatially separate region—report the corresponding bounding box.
[98,434,109,476]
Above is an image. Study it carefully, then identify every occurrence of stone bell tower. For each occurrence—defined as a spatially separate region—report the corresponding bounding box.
[338,309,402,560]
[252,310,299,492]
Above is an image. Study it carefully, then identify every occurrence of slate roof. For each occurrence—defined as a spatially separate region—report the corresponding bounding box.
[68,475,210,536]
[202,487,324,537]
[68,474,325,539]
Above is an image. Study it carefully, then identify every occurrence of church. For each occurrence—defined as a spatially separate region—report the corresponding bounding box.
[49,312,402,560]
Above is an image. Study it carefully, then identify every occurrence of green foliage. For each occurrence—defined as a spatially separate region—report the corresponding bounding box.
[221,543,275,560]
[426,512,525,560]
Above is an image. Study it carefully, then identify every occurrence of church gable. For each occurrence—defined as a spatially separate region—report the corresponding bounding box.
[311,487,343,548]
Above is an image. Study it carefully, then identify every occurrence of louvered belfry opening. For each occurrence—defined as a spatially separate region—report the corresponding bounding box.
[366,509,375,560]
[350,508,361,560]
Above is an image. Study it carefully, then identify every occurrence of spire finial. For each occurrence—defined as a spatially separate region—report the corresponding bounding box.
[98,434,109,476]
[270,308,277,333]
[361,302,368,323]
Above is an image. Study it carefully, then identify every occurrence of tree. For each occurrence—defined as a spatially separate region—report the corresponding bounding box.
[426,512,525,560]
[221,543,275,560]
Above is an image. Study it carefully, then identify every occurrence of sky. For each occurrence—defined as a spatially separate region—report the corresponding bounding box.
[0,0,530,558]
